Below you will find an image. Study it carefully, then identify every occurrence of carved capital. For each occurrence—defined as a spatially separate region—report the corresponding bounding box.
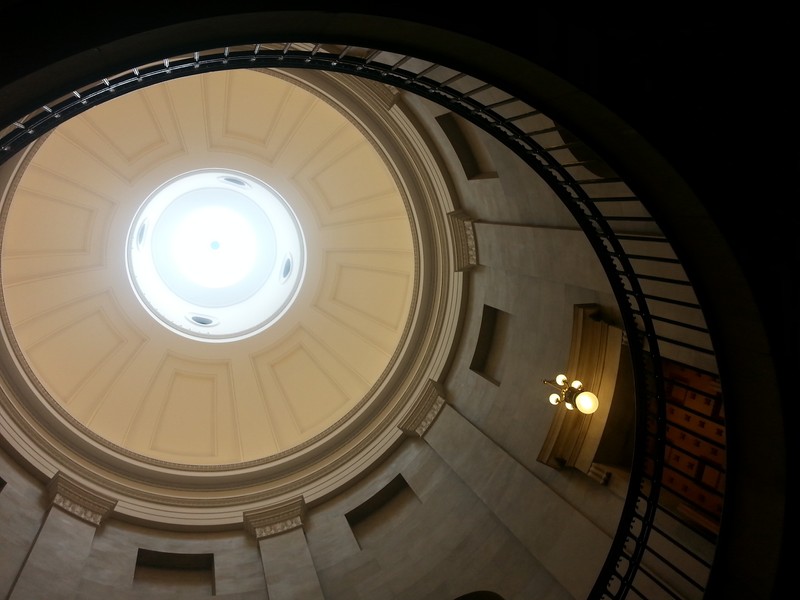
[47,472,117,527]
[243,496,306,540]
[399,379,446,438]
[448,210,477,271]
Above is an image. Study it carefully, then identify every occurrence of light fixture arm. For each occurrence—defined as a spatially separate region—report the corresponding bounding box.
[543,378,563,391]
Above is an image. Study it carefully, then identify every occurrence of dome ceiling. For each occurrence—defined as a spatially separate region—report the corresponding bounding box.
[0,68,416,467]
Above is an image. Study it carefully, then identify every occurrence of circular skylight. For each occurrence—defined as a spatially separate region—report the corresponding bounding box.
[126,169,306,342]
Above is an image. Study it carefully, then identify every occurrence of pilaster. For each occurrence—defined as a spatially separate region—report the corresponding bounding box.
[243,497,324,600]
[9,472,116,599]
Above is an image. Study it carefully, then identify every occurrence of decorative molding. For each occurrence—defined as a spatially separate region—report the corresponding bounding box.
[243,496,307,540]
[448,210,477,271]
[47,472,117,527]
[399,379,446,438]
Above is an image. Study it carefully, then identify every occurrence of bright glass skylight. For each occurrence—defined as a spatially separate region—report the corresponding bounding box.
[126,169,306,342]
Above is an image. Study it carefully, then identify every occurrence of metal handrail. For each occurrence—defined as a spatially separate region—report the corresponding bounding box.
[0,42,721,599]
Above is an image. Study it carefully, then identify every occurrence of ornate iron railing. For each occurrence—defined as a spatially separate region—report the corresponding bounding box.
[0,42,721,599]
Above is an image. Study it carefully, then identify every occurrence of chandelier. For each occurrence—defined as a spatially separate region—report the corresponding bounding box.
[543,374,599,414]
